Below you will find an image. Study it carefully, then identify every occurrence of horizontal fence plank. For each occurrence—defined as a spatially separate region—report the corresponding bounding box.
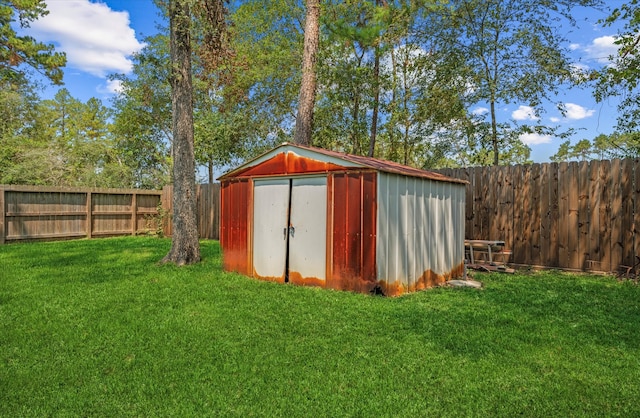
[0,184,163,195]
[5,232,87,241]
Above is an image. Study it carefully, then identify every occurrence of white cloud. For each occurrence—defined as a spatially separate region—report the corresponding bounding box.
[564,103,595,120]
[512,105,538,121]
[550,116,561,123]
[97,78,124,95]
[30,1,145,77]
[472,107,489,116]
[583,35,619,65]
[569,62,590,81]
[520,133,553,145]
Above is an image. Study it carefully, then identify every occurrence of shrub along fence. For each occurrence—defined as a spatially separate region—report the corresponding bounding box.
[0,184,220,244]
[439,159,640,273]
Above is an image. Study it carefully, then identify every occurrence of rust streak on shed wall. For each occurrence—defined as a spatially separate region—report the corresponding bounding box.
[220,179,250,275]
[379,262,465,297]
[252,268,286,284]
[328,171,377,293]
[288,271,325,288]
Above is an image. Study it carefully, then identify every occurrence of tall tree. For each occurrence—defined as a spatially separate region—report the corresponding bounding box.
[229,0,304,145]
[427,0,602,165]
[110,34,173,189]
[592,132,640,159]
[162,0,200,265]
[293,0,320,146]
[0,0,65,84]
[1,88,126,187]
[595,0,640,132]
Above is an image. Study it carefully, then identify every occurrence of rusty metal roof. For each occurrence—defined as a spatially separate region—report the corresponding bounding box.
[219,142,468,184]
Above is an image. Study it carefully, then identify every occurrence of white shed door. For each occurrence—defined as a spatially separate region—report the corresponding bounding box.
[252,177,327,283]
[289,177,327,281]
[252,179,290,280]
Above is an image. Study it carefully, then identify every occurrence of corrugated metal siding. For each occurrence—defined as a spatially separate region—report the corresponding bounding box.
[220,179,250,275]
[329,171,377,293]
[377,173,465,296]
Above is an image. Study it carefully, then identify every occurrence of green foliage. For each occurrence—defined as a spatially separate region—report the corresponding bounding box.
[2,238,640,416]
[551,132,640,162]
[426,0,602,165]
[0,88,133,187]
[551,140,573,162]
[228,0,304,142]
[593,131,640,158]
[551,139,595,162]
[110,34,173,188]
[0,0,617,180]
[594,0,640,132]
[0,0,66,84]
[314,1,477,167]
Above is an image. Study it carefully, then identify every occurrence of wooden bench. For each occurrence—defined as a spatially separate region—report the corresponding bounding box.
[465,239,514,273]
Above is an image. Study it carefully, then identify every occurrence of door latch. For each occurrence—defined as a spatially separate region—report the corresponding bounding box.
[284,226,295,238]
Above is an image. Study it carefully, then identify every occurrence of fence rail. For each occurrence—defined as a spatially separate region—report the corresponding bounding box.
[439,159,640,273]
[0,183,220,244]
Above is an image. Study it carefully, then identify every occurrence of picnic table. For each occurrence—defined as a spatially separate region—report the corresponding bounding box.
[465,239,514,273]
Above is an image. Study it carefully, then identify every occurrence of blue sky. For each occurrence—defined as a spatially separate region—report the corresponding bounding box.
[25,0,626,164]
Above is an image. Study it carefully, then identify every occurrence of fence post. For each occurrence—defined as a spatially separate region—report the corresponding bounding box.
[162,185,173,237]
[131,192,137,235]
[86,191,93,239]
[0,186,5,245]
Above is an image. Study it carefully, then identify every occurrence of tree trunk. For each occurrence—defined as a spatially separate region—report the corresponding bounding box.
[490,97,499,166]
[162,0,200,266]
[368,43,380,158]
[293,0,320,146]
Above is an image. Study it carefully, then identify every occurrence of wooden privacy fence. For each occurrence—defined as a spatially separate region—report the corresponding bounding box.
[0,184,220,244]
[439,159,640,273]
[161,183,220,240]
[8,160,640,274]
[0,185,163,244]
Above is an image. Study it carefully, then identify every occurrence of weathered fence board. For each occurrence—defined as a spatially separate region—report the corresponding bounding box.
[568,162,580,270]
[621,159,635,268]
[530,164,542,267]
[578,161,590,270]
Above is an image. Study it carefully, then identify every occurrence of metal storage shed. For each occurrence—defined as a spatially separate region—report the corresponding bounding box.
[218,143,467,296]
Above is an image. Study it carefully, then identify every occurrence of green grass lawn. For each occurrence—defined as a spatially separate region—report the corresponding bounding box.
[1,237,640,417]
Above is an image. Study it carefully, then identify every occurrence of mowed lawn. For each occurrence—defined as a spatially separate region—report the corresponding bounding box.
[1,237,640,417]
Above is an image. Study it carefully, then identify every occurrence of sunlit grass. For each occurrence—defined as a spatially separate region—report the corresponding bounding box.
[1,237,639,416]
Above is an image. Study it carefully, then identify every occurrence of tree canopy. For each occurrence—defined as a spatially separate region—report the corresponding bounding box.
[594,0,640,132]
[5,0,640,189]
[0,0,65,84]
